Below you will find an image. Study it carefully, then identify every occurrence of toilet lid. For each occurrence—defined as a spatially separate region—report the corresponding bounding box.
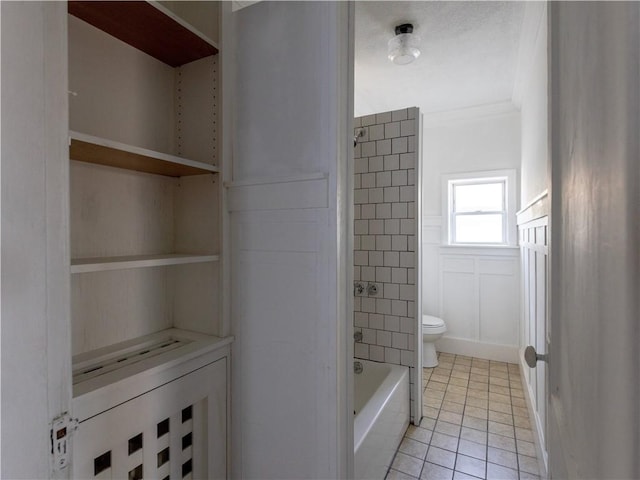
[423,315,445,328]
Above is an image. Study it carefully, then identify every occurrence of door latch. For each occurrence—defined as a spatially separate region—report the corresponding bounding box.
[524,345,548,368]
[50,413,78,471]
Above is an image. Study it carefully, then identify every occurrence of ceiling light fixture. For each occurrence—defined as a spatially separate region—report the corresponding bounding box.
[388,23,421,65]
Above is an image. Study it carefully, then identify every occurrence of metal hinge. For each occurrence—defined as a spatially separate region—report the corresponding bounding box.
[50,412,79,472]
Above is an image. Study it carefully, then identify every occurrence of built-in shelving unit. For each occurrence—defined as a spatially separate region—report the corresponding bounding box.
[69,131,219,177]
[71,253,219,274]
[68,0,226,389]
[67,1,218,67]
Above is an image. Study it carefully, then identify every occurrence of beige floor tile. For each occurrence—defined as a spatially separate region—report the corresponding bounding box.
[392,452,424,478]
[406,425,433,444]
[469,373,489,384]
[460,427,487,446]
[431,374,451,384]
[430,432,459,452]
[489,384,511,396]
[426,446,456,470]
[439,411,463,426]
[487,433,516,453]
[515,427,534,442]
[449,377,469,387]
[489,392,511,405]
[513,415,531,429]
[518,454,540,475]
[466,389,489,400]
[386,468,419,480]
[511,397,526,408]
[509,381,523,390]
[452,471,481,480]
[488,410,514,426]
[421,461,453,480]
[488,421,515,438]
[425,389,446,400]
[462,415,487,432]
[489,370,509,380]
[454,454,486,479]
[424,406,440,419]
[457,439,487,461]
[519,472,541,480]
[434,366,452,376]
[428,381,447,392]
[489,376,510,387]
[399,437,429,460]
[444,392,467,405]
[470,367,489,376]
[488,401,512,414]
[451,364,471,374]
[435,420,462,437]
[450,369,470,380]
[465,396,488,409]
[424,397,443,409]
[420,416,436,431]
[511,388,524,399]
[517,439,537,457]
[487,446,518,469]
[512,406,528,418]
[464,406,488,420]
[486,462,518,480]
[468,381,488,392]
[446,384,468,396]
[442,401,465,415]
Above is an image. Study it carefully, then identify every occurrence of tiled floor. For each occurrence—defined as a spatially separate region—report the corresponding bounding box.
[386,353,542,480]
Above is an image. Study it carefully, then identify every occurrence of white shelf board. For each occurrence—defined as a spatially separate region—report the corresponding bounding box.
[71,253,219,274]
[69,131,220,177]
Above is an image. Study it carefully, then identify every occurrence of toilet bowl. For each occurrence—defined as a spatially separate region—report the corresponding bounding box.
[423,315,446,368]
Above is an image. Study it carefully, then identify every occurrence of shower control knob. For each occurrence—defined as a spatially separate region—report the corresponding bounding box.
[367,283,378,296]
[524,346,548,368]
[354,282,365,296]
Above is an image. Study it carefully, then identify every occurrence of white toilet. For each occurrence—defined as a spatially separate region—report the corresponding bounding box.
[422,315,447,368]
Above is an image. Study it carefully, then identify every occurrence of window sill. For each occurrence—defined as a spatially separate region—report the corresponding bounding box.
[439,244,520,256]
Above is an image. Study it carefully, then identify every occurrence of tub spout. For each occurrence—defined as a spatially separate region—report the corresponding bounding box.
[354,361,363,374]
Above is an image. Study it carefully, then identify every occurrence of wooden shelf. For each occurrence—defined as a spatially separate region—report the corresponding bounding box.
[68,1,218,67]
[69,131,219,177]
[71,253,219,274]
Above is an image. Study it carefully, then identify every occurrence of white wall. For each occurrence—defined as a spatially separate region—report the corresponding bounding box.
[520,4,548,207]
[548,3,640,478]
[421,112,521,361]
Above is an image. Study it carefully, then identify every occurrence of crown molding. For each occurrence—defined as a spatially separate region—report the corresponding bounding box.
[422,101,519,128]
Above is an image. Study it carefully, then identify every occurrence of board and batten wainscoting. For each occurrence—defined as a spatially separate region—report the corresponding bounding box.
[422,216,520,363]
[517,190,549,475]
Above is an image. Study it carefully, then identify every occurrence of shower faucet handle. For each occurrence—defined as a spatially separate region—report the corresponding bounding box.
[354,331,363,343]
[354,282,365,296]
[367,282,378,296]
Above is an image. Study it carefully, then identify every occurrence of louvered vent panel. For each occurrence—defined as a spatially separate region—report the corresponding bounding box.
[73,359,226,479]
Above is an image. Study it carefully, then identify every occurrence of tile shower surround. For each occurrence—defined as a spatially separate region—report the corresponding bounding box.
[353,108,419,416]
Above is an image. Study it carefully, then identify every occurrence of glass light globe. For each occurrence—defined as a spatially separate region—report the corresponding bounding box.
[388,33,421,65]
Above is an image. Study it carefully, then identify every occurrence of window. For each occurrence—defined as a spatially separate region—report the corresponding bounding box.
[443,170,517,246]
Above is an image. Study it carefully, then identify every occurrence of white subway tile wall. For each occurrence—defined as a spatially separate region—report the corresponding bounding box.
[354,108,418,419]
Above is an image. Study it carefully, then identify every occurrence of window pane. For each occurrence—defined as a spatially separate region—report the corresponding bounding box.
[454,214,504,243]
[454,182,504,212]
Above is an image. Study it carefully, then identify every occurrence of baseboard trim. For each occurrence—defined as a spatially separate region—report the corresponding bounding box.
[518,354,549,478]
[435,337,519,363]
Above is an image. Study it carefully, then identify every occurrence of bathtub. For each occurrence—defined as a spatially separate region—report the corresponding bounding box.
[354,360,410,480]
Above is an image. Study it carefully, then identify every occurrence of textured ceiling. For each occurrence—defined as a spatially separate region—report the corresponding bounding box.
[355,1,526,117]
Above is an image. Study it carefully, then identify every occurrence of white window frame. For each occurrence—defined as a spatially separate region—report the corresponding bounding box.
[442,169,518,246]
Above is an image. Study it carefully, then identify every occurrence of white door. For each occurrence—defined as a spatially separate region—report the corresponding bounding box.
[1,3,71,478]
[228,3,354,479]
[547,3,640,478]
